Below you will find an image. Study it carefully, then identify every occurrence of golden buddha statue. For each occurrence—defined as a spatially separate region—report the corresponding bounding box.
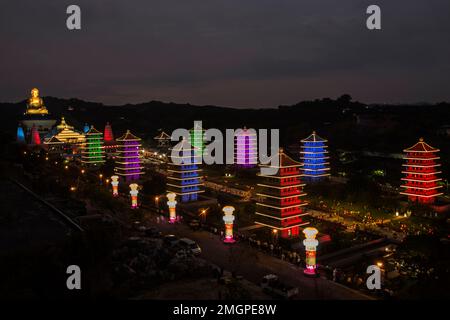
[26,88,49,115]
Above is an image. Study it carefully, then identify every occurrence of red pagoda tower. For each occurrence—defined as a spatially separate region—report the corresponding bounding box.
[30,124,41,145]
[255,148,309,238]
[400,138,443,204]
[104,122,114,142]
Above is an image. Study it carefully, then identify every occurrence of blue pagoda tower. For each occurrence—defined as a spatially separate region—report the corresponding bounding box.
[300,131,330,181]
[167,138,204,202]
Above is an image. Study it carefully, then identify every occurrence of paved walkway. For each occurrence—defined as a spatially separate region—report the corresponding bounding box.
[142,211,373,300]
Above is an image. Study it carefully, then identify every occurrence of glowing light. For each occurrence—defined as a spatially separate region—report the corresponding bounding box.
[235,127,257,168]
[303,227,319,276]
[17,124,25,143]
[111,175,119,197]
[400,138,443,204]
[30,124,41,145]
[104,122,114,142]
[25,88,49,115]
[129,183,139,209]
[300,131,330,181]
[167,192,177,223]
[115,130,144,182]
[255,148,308,238]
[81,126,105,165]
[167,138,204,202]
[222,206,236,243]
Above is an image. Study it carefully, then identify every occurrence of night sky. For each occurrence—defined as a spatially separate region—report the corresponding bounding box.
[1,0,449,107]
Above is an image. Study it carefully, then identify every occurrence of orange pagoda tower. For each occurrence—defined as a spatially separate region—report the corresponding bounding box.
[400,138,443,204]
[255,148,309,238]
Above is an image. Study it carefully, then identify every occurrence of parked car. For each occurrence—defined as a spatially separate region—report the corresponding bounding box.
[260,274,299,299]
[163,234,179,247]
[179,238,202,255]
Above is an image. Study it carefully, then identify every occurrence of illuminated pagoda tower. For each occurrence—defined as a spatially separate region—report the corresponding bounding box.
[300,131,330,181]
[400,138,443,204]
[167,138,204,202]
[114,130,144,182]
[17,124,25,143]
[255,148,309,238]
[235,127,258,168]
[81,126,105,166]
[154,130,171,150]
[83,123,90,133]
[103,122,118,155]
[30,124,41,145]
[189,121,206,160]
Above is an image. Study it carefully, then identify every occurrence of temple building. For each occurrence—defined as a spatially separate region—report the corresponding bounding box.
[255,148,309,238]
[154,130,171,150]
[190,122,206,160]
[114,130,144,182]
[235,127,258,168]
[104,122,118,155]
[167,139,204,202]
[81,126,105,166]
[300,131,331,181]
[400,138,443,204]
[20,88,56,140]
[43,117,85,156]
[43,136,65,155]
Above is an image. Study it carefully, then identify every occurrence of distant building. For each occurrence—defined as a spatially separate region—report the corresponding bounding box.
[300,131,331,181]
[104,122,118,155]
[81,126,105,166]
[190,122,206,160]
[154,130,171,150]
[400,138,443,204]
[115,130,144,182]
[255,148,309,238]
[235,127,257,168]
[167,139,204,202]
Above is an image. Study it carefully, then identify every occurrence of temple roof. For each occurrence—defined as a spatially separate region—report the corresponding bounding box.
[301,131,327,143]
[170,138,197,152]
[86,126,102,135]
[56,117,74,131]
[44,136,64,144]
[404,138,439,153]
[260,148,302,168]
[117,130,141,141]
[154,131,171,140]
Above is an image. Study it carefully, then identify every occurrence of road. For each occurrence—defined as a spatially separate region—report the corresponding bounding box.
[140,210,373,300]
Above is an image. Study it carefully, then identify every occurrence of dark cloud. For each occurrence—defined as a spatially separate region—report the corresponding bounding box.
[1,0,449,107]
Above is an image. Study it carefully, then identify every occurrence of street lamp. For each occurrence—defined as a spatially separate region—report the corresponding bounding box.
[303,227,319,277]
[111,175,119,197]
[222,206,236,243]
[129,183,139,209]
[167,193,177,223]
